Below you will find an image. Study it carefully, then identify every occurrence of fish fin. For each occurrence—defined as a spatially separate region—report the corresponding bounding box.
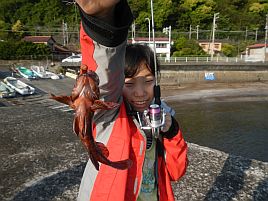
[50,93,73,106]
[89,153,100,171]
[73,115,79,136]
[73,113,87,137]
[91,100,119,111]
[96,142,109,157]
[110,159,133,170]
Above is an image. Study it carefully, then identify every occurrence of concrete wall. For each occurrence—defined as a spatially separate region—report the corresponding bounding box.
[160,70,268,85]
[158,63,268,84]
[0,60,52,67]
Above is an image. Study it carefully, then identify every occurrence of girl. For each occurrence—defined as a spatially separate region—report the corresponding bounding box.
[75,0,188,200]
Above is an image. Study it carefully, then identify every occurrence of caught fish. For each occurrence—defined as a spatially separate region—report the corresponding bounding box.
[51,66,132,170]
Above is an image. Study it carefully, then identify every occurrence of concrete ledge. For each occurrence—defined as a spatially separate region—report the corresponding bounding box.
[160,70,268,84]
[173,143,268,201]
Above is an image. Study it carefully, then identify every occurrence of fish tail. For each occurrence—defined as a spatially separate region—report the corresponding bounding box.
[93,143,132,170]
[96,142,109,157]
[89,153,100,171]
[73,115,80,136]
[109,159,133,170]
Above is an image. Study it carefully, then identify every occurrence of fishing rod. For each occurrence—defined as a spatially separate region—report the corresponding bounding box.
[150,0,161,106]
[137,0,166,139]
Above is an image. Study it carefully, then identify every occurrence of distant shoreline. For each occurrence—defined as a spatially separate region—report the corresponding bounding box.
[161,81,268,103]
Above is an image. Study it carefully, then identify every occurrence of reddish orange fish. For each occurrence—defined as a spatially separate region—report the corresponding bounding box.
[51,67,132,170]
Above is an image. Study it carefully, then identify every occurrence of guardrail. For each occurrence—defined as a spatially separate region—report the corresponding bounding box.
[59,57,267,68]
[158,56,266,64]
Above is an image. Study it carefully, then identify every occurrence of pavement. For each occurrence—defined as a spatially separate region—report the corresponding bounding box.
[1,67,268,201]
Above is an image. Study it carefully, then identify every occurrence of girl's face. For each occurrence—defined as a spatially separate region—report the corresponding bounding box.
[123,61,155,112]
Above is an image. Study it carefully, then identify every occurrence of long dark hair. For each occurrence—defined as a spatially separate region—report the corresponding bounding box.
[124,44,160,78]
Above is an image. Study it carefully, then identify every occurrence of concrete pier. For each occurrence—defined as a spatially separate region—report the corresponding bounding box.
[0,104,267,201]
[0,90,267,200]
[173,143,268,201]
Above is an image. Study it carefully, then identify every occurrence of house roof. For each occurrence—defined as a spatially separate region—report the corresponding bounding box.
[53,44,76,53]
[23,36,56,43]
[248,43,268,49]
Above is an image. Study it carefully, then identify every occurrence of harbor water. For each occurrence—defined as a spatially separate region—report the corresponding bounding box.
[169,101,268,162]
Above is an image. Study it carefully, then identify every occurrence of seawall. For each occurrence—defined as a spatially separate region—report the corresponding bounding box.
[160,70,268,85]
[159,63,268,84]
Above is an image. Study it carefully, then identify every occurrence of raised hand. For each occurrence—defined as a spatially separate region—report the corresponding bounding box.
[75,0,120,19]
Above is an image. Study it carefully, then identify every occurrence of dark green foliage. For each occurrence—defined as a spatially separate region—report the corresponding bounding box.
[0,41,50,60]
[0,41,17,60]
[0,0,268,57]
[172,37,207,56]
[0,0,267,33]
[221,43,237,57]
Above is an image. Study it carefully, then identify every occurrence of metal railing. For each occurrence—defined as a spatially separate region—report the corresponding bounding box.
[158,56,267,64]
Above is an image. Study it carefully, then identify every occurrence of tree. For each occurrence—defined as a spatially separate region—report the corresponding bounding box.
[12,20,24,38]
[0,20,10,40]
[221,43,237,57]
[172,36,206,56]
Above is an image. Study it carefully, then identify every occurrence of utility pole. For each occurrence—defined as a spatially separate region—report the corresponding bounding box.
[196,25,199,40]
[189,25,192,39]
[255,28,258,41]
[62,20,66,46]
[245,26,248,41]
[132,22,135,42]
[62,21,68,46]
[169,25,171,60]
[163,26,172,61]
[145,18,151,46]
[211,13,219,60]
[264,14,268,62]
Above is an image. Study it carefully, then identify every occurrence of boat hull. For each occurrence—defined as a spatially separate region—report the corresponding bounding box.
[4,77,35,95]
[0,81,16,98]
[31,65,60,79]
[17,67,37,79]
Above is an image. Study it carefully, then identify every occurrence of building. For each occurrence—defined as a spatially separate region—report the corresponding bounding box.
[22,36,76,60]
[128,37,172,59]
[246,43,268,61]
[198,41,222,55]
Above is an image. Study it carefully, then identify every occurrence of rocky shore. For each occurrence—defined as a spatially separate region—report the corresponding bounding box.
[0,70,267,200]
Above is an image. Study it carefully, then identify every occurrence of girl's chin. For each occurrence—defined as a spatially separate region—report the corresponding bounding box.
[132,104,149,112]
[134,107,146,112]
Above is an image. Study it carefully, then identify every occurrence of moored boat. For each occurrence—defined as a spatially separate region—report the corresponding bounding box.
[16,66,37,79]
[4,77,35,95]
[0,81,16,98]
[31,65,60,79]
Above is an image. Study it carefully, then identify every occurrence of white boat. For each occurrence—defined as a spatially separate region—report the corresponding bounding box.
[31,65,60,79]
[0,81,16,98]
[4,77,35,95]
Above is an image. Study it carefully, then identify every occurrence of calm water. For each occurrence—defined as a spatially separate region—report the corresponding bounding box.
[169,101,268,162]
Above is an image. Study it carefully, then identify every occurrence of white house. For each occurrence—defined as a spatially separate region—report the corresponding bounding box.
[128,37,172,59]
[246,43,268,61]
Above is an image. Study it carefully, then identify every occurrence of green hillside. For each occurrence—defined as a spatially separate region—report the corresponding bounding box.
[0,0,267,57]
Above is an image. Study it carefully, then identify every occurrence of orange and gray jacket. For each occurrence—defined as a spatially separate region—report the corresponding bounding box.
[77,1,188,201]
